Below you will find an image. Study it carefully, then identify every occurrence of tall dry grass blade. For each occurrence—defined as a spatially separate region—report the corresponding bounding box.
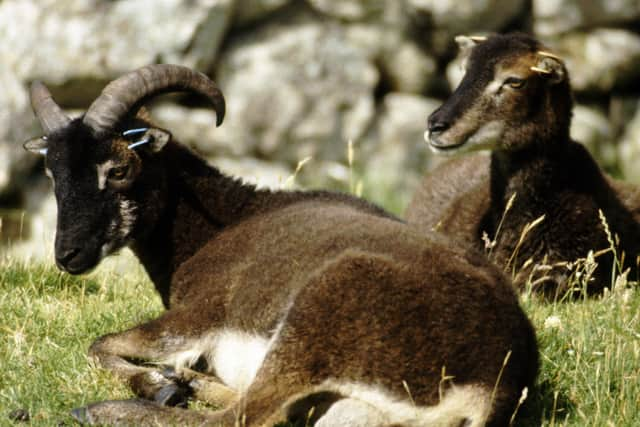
[490,350,512,408]
[402,380,416,406]
[486,192,517,257]
[598,209,622,284]
[508,387,528,426]
[438,366,455,402]
[347,140,356,194]
[282,156,313,189]
[505,214,545,277]
[305,406,315,427]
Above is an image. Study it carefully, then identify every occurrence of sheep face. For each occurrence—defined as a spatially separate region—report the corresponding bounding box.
[427,33,572,154]
[25,122,170,274]
[24,65,224,275]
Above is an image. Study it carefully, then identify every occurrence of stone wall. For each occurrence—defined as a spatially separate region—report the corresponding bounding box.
[1,0,639,253]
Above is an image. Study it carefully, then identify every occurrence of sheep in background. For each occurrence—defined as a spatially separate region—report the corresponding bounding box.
[25,64,537,426]
[406,33,640,295]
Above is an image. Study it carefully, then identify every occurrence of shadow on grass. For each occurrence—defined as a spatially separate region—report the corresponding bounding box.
[517,378,574,426]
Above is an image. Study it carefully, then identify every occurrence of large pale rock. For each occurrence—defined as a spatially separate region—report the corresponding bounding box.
[534,0,640,37]
[555,30,640,94]
[445,54,466,91]
[215,18,378,169]
[212,157,293,190]
[407,0,526,53]
[150,103,247,158]
[307,0,386,21]
[308,1,437,93]
[233,0,292,26]
[571,105,616,168]
[361,93,441,213]
[618,102,640,183]
[379,39,437,94]
[0,72,40,197]
[346,24,437,94]
[0,0,233,103]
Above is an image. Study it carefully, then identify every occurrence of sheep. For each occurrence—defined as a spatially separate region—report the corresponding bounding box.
[24,64,538,426]
[406,33,640,295]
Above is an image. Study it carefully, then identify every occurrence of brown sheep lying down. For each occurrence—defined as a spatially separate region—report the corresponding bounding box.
[406,33,640,296]
[25,64,537,426]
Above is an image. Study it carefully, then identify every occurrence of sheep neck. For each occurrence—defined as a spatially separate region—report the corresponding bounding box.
[488,140,569,232]
[131,143,268,307]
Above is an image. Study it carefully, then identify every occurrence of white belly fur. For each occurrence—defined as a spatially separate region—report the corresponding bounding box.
[211,330,270,392]
[160,329,271,393]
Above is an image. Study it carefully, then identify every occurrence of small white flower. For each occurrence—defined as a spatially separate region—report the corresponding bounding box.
[544,315,562,330]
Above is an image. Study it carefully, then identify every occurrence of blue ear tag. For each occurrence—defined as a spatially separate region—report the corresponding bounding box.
[123,128,151,149]
[122,127,149,137]
[38,148,48,155]
[127,139,150,149]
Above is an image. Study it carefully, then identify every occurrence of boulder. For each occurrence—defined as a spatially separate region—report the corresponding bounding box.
[0,0,233,105]
[0,72,40,198]
[150,103,248,158]
[553,30,640,94]
[618,102,640,183]
[215,16,379,172]
[307,0,386,21]
[407,0,526,54]
[534,0,640,37]
[346,24,437,94]
[233,0,292,26]
[571,104,616,168]
[212,156,293,190]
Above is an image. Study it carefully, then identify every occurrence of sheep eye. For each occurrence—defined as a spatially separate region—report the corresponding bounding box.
[504,77,526,89]
[108,165,129,180]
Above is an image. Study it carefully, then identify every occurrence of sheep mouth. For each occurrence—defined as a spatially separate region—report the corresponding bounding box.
[428,138,467,152]
[426,131,468,153]
[426,121,505,154]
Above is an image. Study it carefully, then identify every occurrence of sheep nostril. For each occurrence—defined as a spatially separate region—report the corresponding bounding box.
[428,121,450,135]
[56,247,81,266]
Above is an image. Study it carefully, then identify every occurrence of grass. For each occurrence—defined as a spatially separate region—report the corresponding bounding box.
[518,285,640,426]
[1,250,639,425]
[0,253,163,425]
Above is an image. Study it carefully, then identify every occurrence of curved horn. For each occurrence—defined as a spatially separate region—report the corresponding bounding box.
[83,64,226,135]
[30,81,71,134]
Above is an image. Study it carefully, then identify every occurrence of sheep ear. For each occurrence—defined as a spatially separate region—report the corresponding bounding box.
[146,128,171,152]
[531,53,566,85]
[455,35,486,68]
[455,35,485,50]
[23,136,48,156]
[127,128,171,153]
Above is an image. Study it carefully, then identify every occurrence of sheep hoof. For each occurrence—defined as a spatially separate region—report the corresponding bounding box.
[160,366,181,382]
[154,383,190,407]
[70,406,91,425]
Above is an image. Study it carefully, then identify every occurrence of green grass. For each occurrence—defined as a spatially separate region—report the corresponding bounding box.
[1,254,639,426]
[0,253,163,425]
[518,287,640,426]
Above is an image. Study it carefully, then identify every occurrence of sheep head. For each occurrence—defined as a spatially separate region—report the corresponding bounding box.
[427,33,572,154]
[24,65,225,274]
